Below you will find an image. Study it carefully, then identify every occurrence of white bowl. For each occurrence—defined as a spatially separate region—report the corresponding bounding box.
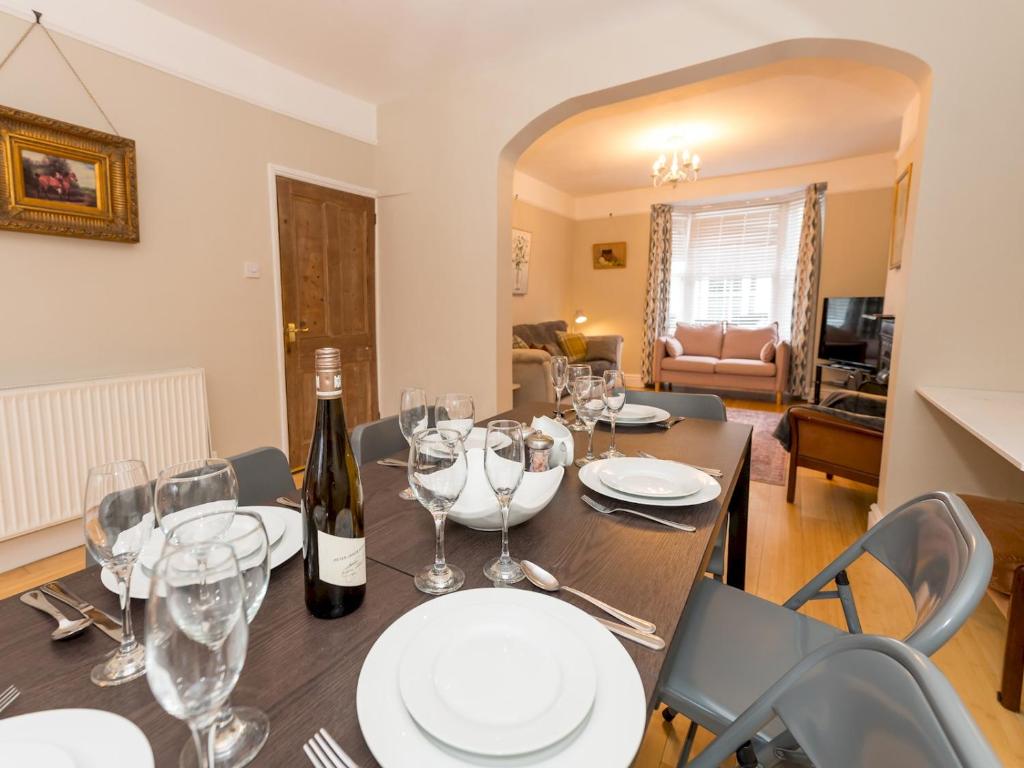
[448,449,564,530]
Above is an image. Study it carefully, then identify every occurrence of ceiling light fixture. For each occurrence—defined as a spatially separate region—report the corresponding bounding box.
[651,137,701,187]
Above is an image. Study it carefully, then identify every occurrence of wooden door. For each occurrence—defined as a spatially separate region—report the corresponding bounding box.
[276,177,378,467]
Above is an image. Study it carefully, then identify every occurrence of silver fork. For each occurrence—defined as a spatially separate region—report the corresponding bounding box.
[636,451,723,478]
[582,495,695,532]
[304,727,359,768]
[0,685,20,715]
[654,416,686,430]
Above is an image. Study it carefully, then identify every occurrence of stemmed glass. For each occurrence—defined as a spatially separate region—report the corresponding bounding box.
[146,542,249,768]
[164,510,271,768]
[550,355,569,423]
[407,429,468,595]
[154,458,239,542]
[601,370,627,458]
[482,420,525,585]
[565,363,592,431]
[399,387,429,501]
[82,459,155,686]
[573,376,607,467]
[435,393,475,441]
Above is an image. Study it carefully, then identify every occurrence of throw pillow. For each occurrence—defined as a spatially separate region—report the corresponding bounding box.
[674,322,724,358]
[512,334,529,349]
[664,336,683,357]
[531,342,561,357]
[556,330,588,363]
[586,336,617,363]
[759,340,775,362]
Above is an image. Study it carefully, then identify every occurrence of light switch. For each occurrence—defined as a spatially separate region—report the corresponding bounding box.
[244,262,261,279]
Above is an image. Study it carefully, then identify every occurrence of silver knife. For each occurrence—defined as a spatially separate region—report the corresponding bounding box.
[41,581,123,643]
[595,617,666,650]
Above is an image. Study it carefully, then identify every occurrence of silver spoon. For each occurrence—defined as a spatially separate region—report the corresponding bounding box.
[20,590,93,640]
[520,560,657,634]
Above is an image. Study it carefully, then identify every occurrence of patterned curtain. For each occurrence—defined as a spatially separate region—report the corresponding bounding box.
[641,204,674,386]
[788,183,825,399]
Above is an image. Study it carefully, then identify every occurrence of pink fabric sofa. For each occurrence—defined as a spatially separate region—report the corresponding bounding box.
[653,322,790,403]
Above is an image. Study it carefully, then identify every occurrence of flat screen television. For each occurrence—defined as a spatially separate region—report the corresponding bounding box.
[818,296,886,370]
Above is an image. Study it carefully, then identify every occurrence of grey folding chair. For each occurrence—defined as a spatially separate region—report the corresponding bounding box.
[626,390,728,579]
[226,447,295,505]
[659,491,993,765]
[688,635,1001,768]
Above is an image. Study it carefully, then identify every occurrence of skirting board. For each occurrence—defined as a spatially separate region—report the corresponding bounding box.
[624,373,644,388]
[0,519,83,572]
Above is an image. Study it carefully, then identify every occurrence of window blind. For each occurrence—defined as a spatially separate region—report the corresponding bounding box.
[668,193,807,340]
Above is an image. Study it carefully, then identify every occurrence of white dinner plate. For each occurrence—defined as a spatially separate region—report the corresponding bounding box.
[0,709,153,767]
[139,508,287,572]
[102,506,302,600]
[448,449,564,530]
[597,405,670,426]
[398,602,597,756]
[0,741,75,767]
[579,459,721,508]
[357,588,645,768]
[598,458,703,498]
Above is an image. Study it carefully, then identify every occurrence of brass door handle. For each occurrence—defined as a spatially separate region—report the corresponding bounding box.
[285,321,310,343]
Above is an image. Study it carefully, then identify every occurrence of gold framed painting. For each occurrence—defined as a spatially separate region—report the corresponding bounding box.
[593,241,626,269]
[0,105,139,242]
[888,163,912,270]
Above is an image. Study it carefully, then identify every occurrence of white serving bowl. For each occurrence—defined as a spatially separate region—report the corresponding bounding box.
[448,448,564,531]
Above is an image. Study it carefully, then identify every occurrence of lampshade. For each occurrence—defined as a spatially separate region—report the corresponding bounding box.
[574,309,588,324]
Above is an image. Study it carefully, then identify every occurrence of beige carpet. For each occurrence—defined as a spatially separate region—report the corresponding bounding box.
[725,406,787,485]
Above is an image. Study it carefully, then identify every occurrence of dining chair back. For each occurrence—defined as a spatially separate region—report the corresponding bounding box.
[625,390,727,421]
[687,635,1000,768]
[226,447,295,506]
[351,407,437,465]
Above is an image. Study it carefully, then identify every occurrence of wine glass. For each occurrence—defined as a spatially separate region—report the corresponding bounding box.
[550,355,569,423]
[146,542,248,768]
[565,363,592,431]
[601,370,627,458]
[82,459,155,686]
[164,510,271,768]
[407,429,468,595]
[154,458,239,542]
[435,393,475,441]
[482,420,525,585]
[572,376,606,467]
[399,387,429,500]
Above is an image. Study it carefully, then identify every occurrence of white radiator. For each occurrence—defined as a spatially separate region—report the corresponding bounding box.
[0,369,211,541]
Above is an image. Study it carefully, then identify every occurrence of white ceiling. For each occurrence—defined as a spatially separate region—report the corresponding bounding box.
[136,0,654,105]
[517,58,918,196]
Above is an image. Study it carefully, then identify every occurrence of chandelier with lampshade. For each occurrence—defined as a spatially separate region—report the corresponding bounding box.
[651,137,701,187]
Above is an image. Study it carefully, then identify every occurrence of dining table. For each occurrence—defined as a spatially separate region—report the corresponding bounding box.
[0,402,752,767]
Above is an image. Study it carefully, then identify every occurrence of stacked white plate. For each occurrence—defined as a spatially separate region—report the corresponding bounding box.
[101,505,302,599]
[579,457,721,507]
[357,588,646,767]
[0,709,153,766]
[597,404,670,426]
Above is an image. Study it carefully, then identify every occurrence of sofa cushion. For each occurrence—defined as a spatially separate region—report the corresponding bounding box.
[721,323,778,360]
[715,358,777,377]
[759,340,775,362]
[662,355,718,374]
[662,336,683,357]
[513,320,568,349]
[530,342,560,357]
[513,334,529,349]
[588,360,616,377]
[586,336,618,363]
[674,322,723,358]
[556,330,588,363]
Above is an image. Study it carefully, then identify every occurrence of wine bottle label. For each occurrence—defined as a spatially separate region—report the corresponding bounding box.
[315,371,343,399]
[316,529,366,587]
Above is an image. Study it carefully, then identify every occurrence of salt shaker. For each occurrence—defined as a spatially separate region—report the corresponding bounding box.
[525,432,555,472]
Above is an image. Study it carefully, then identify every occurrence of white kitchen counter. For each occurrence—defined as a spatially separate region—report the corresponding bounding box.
[917,386,1024,470]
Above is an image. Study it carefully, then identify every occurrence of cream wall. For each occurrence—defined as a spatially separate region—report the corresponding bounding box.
[510,200,573,326]
[0,14,375,460]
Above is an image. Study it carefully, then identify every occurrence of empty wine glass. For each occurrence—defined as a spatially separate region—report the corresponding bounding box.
[154,458,239,542]
[550,355,569,423]
[146,542,248,768]
[601,370,627,459]
[435,393,475,441]
[164,510,271,768]
[82,459,155,686]
[399,387,429,500]
[565,363,592,432]
[573,376,606,467]
[482,420,525,585]
[407,429,468,595]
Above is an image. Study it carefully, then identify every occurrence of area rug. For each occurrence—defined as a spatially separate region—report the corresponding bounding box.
[725,406,787,486]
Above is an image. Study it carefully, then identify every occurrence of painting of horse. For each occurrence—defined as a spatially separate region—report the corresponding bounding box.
[20,149,98,208]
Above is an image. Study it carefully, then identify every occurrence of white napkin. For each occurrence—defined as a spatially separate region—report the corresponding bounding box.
[530,415,575,468]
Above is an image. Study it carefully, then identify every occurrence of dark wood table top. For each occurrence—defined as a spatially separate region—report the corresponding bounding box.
[0,402,751,767]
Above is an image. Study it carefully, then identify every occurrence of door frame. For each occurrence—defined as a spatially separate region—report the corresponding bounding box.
[265,163,380,457]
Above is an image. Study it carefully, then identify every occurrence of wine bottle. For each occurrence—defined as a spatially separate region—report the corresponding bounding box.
[302,347,366,618]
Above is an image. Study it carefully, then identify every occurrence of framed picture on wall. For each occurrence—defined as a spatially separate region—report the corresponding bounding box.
[512,228,531,295]
[0,104,139,242]
[593,241,627,269]
[888,163,912,270]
